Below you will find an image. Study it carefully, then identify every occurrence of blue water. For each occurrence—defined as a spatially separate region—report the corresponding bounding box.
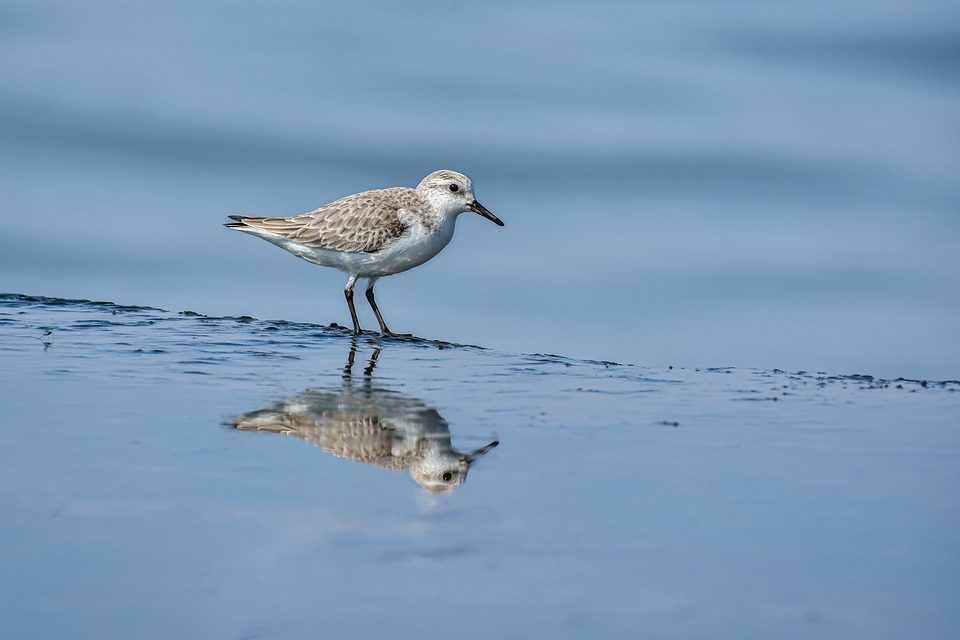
[2,0,958,380]
[2,295,958,639]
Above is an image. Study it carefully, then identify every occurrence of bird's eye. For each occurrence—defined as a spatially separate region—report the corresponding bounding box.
[448,184,459,192]
[442,471,454,482]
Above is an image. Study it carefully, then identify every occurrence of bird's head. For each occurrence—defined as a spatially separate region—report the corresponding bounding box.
[417,170,504,226]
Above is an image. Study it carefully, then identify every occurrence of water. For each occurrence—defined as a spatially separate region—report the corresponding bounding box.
[1,0,958,380]
[1,294,958,638]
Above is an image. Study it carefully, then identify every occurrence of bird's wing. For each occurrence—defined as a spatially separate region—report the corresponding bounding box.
[230,187,419,253]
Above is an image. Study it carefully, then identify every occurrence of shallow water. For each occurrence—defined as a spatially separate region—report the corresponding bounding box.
[2,294,958,639]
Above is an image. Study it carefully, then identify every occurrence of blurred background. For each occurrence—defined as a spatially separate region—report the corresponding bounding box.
[2,0,957,380]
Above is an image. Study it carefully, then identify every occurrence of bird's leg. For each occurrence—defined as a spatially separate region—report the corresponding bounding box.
[344,276,362,334]
[365,279,411,337]
[364,279,391,334]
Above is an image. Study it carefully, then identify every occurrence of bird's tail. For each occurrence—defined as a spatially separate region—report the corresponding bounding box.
[224,214,258,229]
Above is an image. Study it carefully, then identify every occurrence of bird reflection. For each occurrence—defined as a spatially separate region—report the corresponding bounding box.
[228,343,498,494]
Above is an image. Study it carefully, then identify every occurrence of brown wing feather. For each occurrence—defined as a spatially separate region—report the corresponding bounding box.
[230,187,421,253]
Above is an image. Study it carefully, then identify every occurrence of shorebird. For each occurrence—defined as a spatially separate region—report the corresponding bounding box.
[224,170,503,335]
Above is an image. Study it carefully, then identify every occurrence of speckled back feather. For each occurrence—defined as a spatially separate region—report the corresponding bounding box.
[229,186,423,254]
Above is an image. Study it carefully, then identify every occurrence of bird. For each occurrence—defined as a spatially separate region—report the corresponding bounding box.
[224,170,503,336]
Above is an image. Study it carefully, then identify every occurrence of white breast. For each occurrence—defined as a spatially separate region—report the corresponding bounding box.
[281,213,458,278]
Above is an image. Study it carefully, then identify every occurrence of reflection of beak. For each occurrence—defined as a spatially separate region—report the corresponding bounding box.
[468,200,504,226]
[465,439,500,463]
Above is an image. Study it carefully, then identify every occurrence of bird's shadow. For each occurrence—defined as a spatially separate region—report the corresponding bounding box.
[224,341,499,493]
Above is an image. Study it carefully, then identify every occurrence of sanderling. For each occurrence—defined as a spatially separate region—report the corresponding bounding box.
[225,170,503,336]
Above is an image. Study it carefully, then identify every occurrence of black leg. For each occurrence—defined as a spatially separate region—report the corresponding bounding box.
[365,283,411,337]
[344,281,362,334]
[365,285,392,334]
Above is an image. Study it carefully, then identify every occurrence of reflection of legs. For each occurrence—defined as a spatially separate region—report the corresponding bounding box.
[342,340,379,385]
[364,348,380,379]
[365,278,410,337]
[343,339,358,381]
[344,275,362,334]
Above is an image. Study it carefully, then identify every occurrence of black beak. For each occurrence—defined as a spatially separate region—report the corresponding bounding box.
[468,200,504,226]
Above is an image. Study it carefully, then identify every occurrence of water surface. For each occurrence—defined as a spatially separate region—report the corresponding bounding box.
[2,294,958,639]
